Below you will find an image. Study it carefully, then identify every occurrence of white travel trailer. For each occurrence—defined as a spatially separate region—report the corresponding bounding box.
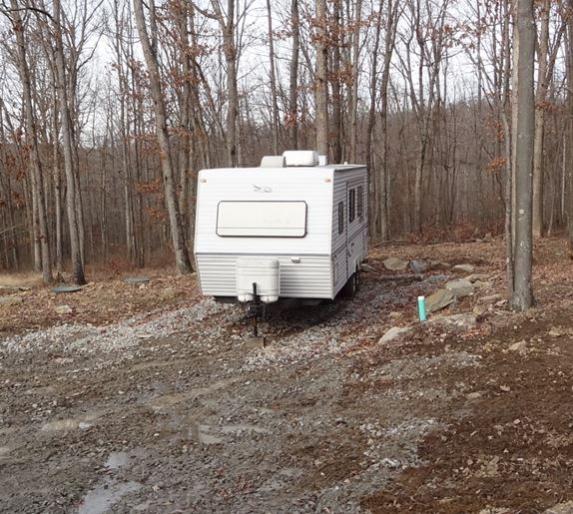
[193,150,368,304]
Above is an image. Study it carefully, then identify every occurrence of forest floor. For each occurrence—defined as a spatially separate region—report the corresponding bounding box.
[1,238,573,513]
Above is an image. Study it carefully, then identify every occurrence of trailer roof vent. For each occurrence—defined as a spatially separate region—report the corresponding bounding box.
[260,155,286,168]
[282,150,319,167]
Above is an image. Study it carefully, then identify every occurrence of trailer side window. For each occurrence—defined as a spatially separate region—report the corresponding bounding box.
[338,202,344,234]
[349,189,356,223]
[357,186,364,219]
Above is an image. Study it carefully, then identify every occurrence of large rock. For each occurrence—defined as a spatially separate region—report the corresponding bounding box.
[466,273,490,283]
[508,340,527,354]
[124,276,150,285]
[383,257,409,271]
[425,274,450,285]
[378,326,413,344]
[0,296,24,305]
[55,304,73,315]
[445,278,475,298]
[0,285,30,292]
[453,264,475,273]
[544,502,573,514]
[409,260,428,274]
[430,313,477,329]
[426,289,455,313]
[429,260,451,270]
[477,293,503,305]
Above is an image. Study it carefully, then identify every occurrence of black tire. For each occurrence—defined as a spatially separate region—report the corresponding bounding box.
[341,272,359,299]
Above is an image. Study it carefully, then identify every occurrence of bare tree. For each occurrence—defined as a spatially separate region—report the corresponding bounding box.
[53,0,86,284]
[532,1,565,238]
[378,0,399,240]
[266,0,279,154]
[133,0,192,274]
[315,0,328,158]
[7,0,52,284]
[348,0,363,164]
[512,0,535,310]
[288,0,300,149]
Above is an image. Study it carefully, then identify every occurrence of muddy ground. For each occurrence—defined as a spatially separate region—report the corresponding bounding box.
[1,238,573,513]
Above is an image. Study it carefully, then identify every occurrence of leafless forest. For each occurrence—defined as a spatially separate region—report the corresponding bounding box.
[0,0,566,288]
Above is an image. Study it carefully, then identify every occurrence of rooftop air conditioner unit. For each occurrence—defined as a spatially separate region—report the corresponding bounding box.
[282,150,319,167]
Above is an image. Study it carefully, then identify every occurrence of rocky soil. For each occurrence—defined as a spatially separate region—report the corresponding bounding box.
[1,238,573,513]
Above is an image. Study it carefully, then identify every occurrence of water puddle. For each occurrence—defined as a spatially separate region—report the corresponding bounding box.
[190,423,270,445]
[147,378,236,412]
[105,448,147,470]
[194,425,223,445]
[41,411,102,432]
[105,452,129,470]
[219,424,271,435]
[78,480,142,514]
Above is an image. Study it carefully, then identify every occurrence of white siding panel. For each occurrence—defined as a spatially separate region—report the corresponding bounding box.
[332,167,368,296]
[196,254,334,298]
[195,168,333,255]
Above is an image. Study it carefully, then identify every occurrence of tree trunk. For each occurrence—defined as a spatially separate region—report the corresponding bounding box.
[315,0,329,158]
[512,0,535,311]
[379,0,399,241]
[288,0,300,149]
[53,99,63,273]
[510,7,519,253]
[348,0,363,163]
[133,0,192,274]
[53,0,86,284]
[532,0,549,238]
[178,1,192,235]
[223,0,238,166]
[566,2,573,256]
[10,0,52,284]
[266,0,279,154]
[331,0,342,163]
[366,0,383,239]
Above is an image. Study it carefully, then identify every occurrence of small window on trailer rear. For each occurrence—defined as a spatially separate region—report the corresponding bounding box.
[338,202,344,234]
[357,185,364,219]
[217,201,307,237]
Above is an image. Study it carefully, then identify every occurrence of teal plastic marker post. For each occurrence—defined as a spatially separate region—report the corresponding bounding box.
[418,295,427,322]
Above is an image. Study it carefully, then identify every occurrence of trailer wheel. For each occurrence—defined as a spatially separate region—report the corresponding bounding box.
[341,272,359,299]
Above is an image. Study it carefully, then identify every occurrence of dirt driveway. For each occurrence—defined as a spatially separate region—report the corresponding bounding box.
[1,240,573,513]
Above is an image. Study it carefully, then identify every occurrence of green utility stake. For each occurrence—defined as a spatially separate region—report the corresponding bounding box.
[417,295,427,322]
